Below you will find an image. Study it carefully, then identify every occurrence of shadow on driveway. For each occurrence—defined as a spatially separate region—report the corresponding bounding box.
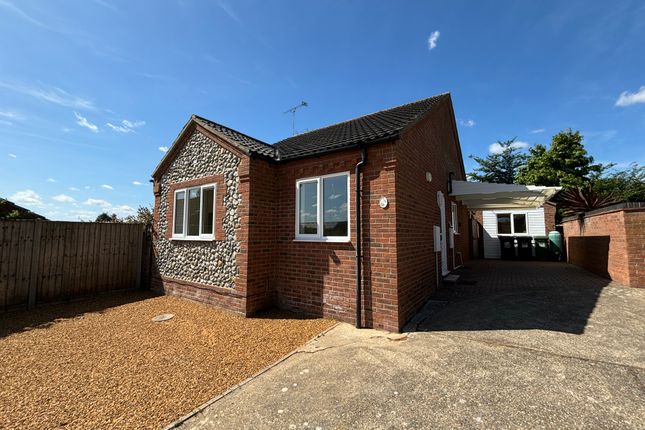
[0,290,157,339]
[412,260,613,335]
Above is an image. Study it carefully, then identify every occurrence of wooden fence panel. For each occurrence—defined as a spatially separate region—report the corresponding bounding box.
[0,220,147,311]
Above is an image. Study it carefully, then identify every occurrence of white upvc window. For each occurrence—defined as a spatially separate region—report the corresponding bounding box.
[295,172,350,242]
[172,183,216,240]
[451,202,459,234]
[496,212,528,235]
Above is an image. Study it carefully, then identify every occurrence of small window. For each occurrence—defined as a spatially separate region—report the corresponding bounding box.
[173,191,185,235]
[298,180,318,235]
[451,202,459,233]
[172,183,216,240]
[497,212,528,235]
[296,172,350,241]
[513,214,527,234]
[497,214,512,234]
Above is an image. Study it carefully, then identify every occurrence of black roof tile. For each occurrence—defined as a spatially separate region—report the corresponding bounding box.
[273,93,449,160]
[193,115,277,159]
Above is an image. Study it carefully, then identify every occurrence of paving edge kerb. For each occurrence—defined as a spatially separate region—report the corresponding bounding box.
[161,321,341,430]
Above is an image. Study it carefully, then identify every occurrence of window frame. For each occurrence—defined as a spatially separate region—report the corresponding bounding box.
[496,211,529,236]
[451,202,459,234]
[295,171,351,243]
[172,183,217,241]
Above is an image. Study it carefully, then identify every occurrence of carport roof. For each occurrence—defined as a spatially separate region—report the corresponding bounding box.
[450,180,561,210]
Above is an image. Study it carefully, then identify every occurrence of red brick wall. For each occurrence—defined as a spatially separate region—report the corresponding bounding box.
[245,157,277,314]
[562,208,645,287]
[624,211,645,288]
[543,202,557,234]
[394,98,470,327]
[271,144,400,332]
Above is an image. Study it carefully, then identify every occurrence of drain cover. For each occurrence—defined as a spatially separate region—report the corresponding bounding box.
[152,313,174,322]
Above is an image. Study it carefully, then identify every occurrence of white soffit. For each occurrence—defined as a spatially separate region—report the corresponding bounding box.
[450,180,561,210]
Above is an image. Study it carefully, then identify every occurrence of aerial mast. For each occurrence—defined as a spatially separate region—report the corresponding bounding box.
[284,101,308,135]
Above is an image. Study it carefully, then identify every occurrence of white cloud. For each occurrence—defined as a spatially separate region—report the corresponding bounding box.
[459,119,476,128]
[84,185,91,190]
[111,204,134,213]
[0,0,53,31]
[217,1,241,23]
[615,86,645,107]
[132,181,142,186]
[47,178,56,182]
[69,186,80,191]
[106,119,145,133]
[0,111,24,120]
[0,81,94,109]
[530,128,546,134]
[10,189,43,206]
[52,194,75,203]
[74,112,99,132]
[427,31,440,50]
[489,140,529,154]
[100,184,113,190]
[8,153,16,158]
[158,146,169,153]
[84,198,111,207]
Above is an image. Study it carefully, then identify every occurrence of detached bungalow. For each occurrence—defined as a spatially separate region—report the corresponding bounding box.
[151,93,471,332]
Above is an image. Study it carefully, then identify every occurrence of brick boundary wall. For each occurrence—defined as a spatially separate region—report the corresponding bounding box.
[562,203,645,288]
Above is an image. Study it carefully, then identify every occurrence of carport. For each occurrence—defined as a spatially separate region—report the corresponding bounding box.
[449,180,561,210]
[449,180,561,261]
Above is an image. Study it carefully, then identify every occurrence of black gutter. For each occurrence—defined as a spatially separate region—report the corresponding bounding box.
[355,147,367,328]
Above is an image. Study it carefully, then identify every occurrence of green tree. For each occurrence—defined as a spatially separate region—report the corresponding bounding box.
[516,129,604,188]
[469,138,528,184]
[124,206,153,225]
[591,163,645,203]
[95,212,121,223]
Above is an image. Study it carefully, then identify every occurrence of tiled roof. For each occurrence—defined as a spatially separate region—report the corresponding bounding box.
[188,93,449,162]
[193,115,277,159]
[272,93,450,160]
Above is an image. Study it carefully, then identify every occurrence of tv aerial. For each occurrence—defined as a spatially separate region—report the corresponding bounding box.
[284,101,308,135]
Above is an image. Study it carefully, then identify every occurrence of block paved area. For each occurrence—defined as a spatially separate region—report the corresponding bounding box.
[177,261,645,429]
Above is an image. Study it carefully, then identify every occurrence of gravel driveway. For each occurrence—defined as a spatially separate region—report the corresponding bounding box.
[0,291,335,430]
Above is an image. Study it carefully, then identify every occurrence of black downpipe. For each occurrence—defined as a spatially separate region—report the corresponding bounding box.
[355,147,367,328]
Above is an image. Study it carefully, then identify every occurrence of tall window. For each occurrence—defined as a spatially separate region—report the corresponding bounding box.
[173,183,216,239]
[451,202,459,233]
[296,172,349,241]
[496,212,528,235]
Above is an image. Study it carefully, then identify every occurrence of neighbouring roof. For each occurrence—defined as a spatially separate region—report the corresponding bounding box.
[0,198,47,220]
[154,93,452,177]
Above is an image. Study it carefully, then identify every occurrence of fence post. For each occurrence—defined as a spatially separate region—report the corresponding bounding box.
[135,225,144,290]
[27,220,42,310]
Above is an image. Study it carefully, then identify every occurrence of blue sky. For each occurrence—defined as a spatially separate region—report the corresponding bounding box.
[1,0,644,220]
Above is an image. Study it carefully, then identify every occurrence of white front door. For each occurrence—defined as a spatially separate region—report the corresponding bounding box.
[437,191,449,275]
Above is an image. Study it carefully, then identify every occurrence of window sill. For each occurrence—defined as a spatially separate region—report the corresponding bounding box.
[171,236,215,242]
[293,237,351,243]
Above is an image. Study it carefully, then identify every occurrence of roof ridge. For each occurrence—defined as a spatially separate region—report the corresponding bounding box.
[273,92,450,144]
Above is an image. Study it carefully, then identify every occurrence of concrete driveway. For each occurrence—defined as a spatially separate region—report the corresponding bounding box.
[175,261,645,429]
